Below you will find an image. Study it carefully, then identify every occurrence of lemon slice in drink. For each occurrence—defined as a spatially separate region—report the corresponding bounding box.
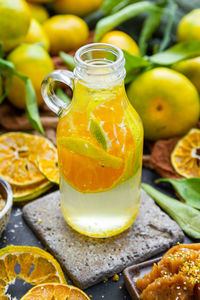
[88,118,108,151]
[58,137,122,169]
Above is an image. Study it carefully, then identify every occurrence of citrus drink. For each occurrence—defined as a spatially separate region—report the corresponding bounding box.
[57,80,143,237]
[42,43,143,237]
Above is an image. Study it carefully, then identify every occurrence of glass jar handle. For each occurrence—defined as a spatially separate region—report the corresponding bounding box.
[41,70,74,116]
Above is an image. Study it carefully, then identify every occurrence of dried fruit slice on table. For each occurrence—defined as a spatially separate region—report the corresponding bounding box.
[0,132,57,186]
[21,283,90,300]
[0,246,66,299]
[12,179,53,203]
[171,128,200,178]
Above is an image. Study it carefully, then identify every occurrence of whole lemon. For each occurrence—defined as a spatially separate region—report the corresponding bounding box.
[7,44,54,109]
[27,3,49,24]
[24,18,50,51]
[100,31,140,55]
[53,0,103,17]
[0,0,30,52]
[127,68,200,140]
[177,9,200,42]
[173,57,200,94]
[43,15,89,56]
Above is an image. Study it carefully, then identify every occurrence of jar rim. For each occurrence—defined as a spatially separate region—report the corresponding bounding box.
[74,43,125,69]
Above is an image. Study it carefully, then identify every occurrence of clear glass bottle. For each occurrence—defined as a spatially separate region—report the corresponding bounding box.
[41,43,143,238]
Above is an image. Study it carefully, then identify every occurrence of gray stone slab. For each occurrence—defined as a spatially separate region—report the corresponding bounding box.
[22,190,184,289]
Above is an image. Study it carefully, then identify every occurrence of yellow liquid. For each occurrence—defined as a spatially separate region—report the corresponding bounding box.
[60,170,141,238]
[57,79,143,237]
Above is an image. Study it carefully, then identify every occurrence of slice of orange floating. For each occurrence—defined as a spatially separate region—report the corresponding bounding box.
[0,132,57,186]
[21,283,90,300]
[38,156,59,185]
[0,246,66,298]
[171,128,200,178]
[57,96,136,192]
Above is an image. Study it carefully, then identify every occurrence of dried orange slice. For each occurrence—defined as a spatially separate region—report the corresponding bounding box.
[12,179,54,203]
[171,128,200,178]
[0,246,66,299]
[0,132,57,186]
[38,155,59,185]
[21,283,90,300]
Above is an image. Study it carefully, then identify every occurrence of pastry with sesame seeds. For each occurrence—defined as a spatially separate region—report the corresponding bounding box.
[137,244,200,299]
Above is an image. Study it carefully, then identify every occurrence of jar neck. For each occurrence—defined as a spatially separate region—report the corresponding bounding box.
[73,43,126,88]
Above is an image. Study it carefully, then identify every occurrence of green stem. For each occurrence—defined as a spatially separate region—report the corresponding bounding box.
[59,51,75,71]
[94,1,162,42]
[159,0,177,52]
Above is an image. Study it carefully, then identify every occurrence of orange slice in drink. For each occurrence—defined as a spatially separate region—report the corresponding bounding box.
[171,128,200,178]
[0,132,57,186]
[57,96,136,192]
[0,246,66,298]
[21,283,90,300]
[38,153,59,185]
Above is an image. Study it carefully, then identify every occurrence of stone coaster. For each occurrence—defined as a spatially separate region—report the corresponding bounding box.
[22,190,184,289]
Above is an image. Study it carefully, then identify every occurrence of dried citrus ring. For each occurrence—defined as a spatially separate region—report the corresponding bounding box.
[0,132,57,186]
[12,179,53,203]
[171,128,200,178]
[21,283,90,300]
[38,156,59,185]
[0,246,66,298]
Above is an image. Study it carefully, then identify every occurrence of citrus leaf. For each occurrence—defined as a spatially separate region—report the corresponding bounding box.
[59,51,75,71]
[139,8,164,55]
[25,78,44,134]
[56,87,71,105]
[101,0,125,14]
[0,58,15,72]
[142,183,200,239]
[15,73,44,134]
[150,41,200,65]
[158,0,177,52]
[123,50,150,74]
[94,1,162,42]
[156,178,200,210]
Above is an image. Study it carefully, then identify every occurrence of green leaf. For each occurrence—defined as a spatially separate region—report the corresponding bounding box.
[94,1,162,42]
[158,0,177,52]
[0,74,12,104]
[59,51,75,71]
[15,72,44,134]
[139,7,164,55]
[142,183,200,239]
[101,0,125,14]
[0,44,5,59]
[123,50,150,73]
[156,178,200,210]
[150,41,200,65]
[0,58,15,72]
[56,87,71,105]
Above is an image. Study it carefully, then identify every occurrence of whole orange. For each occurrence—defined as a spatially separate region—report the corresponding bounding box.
[100,31,140,55]
[7,44,54,109]
[43,15,89,55]
[127,68,200,140]
[177,9,200,42]
[53,0,103,17]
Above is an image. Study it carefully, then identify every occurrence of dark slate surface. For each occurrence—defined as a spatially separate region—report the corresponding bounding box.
[22,189,184,289]
[0,168,194,299]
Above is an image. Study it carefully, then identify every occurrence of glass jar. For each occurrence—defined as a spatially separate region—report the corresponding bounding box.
[41,43,143,238]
